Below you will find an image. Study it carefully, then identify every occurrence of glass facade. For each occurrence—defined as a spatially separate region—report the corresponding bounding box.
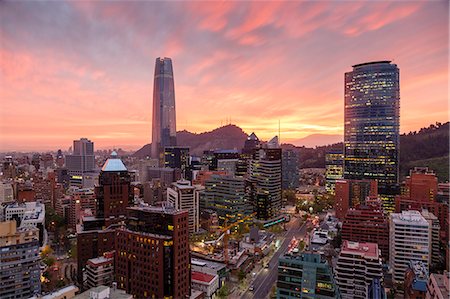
[325,150,344,195]
[152,57,177,160]
[344,61,400,211]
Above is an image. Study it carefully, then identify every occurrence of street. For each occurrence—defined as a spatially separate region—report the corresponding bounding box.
[239,216,309,299]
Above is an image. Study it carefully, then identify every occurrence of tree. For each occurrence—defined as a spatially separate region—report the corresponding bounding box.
[238,270,246,282]
[217,285,229,299]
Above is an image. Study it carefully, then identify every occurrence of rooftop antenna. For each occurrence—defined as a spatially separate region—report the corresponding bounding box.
[278,119,281,145]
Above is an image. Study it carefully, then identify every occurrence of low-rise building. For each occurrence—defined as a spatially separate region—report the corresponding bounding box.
[191,258,227,287]
[85,252,114,289]
[191,271,219,299]
[73,285,132,299]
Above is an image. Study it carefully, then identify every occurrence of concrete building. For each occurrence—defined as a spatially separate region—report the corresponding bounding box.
[191,258,228,287]
[3,201,45,245]
[0,221,41,298]
[276,252,340,299]
[167,179,200,233]
[334,241,383,299]
[426,272,449,299]
[191,271,220,299]
[404,261,428,299]
[421,209,441,266]
[390,210,430,284]
[85,252,115,289]
[37,285,79,299]
[66,138,96,187]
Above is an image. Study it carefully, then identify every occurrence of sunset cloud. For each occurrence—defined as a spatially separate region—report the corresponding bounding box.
[0,1,448,151]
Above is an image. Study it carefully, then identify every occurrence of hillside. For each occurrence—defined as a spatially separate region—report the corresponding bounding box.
[133,124,248,157]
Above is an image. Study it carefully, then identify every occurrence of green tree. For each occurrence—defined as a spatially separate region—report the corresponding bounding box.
[238,270,246,282]
[217,285,229,299]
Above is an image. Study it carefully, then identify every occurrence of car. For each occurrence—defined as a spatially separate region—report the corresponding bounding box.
[264,263,269,268]
[249,285,254,291]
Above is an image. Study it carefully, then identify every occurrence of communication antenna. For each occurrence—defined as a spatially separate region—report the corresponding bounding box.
[278,120,281,145]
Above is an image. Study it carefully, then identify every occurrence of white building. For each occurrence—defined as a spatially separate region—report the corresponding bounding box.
[191,271,219,299]
[167,180,200,233]
[85,254,114,289]
[335,241,383,299]
[390,210,430,284]
[4,202,45,228]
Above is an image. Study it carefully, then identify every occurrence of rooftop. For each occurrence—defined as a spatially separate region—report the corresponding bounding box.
[191,271,217,283]
[391,210,428,226]
[87,255,114,266]
[352,60,392,68]
[101,153,127,172]
[41,285,79,299]
[341,240,379,259]
[191,257,226,270]
[74,285,132,299]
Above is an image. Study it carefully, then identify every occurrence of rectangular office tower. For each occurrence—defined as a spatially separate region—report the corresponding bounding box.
[247,145,282,220]
[344,61,400,211]
[115,206,190,299]
[151,57,177,161]
[167,180,200,233]
[66,138,96,187]
[282,149,300,190]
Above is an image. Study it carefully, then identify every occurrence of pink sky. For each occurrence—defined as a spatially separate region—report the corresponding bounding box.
[0,1,448,151]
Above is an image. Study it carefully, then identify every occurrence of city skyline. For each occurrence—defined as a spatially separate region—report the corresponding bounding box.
[1,1,448,151]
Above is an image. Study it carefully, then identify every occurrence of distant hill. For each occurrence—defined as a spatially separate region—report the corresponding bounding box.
[133,124,248,157]
[290,134,343,148]
[133,122,449,181]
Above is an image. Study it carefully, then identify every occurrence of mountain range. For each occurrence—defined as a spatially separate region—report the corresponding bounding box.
[133,122,449,181]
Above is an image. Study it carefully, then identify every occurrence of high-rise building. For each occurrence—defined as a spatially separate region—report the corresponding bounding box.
[242,132,260,156]
[115,206,190,298]
[334,179,378,219]
[325,150,344,195]
[247,145,282,220]
[0,221,41,298]
[390,210,430,284]
[421,209,441,266]
[334,241,383,299]
[282,149,300,190]
[0,181,14,203]
[167,179,200,233]
[344,61,400,211]
[66,138,96,187]
[77,152,132,284]
[276,252,340,299]
[341,202,389,260]
[151,57,177,160]
[164,146,190,178]
[203,175,252,226]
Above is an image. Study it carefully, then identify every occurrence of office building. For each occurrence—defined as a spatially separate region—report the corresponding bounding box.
[85,252,115,289]
[247,145,282,220]
[325,150,344,195]
[334,179,378,219]
[191,257,228,287]
[390,210,430,284]
[167,179,200,233]
[77,152,132,284]
[2,156,16,179]
[421,209,441,266]
[334,241,383,299]
[115,206,190,298]
[151,57,177,160]
[344,61,400,211]
[203,175,252,226]
[164,146,190,178]
[404,261,428,299]
[144,167,181,186]
[277,252,340,299]
[426,272,450,299]
[282,149,300,190]
[0,221,41,298]
[242,132,260,155]
[66,138,96,187]
[341,202,389,260]
[68,188,96,230]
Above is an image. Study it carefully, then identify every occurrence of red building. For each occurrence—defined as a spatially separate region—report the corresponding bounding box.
[115,206,190,299]
[335,179,378,219]
[402,167,438,201]
[68,189,96,230]
[341,202,389,260]
[77,152,133,285]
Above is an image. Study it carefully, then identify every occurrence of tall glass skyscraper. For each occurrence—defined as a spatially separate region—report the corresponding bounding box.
[151,57,177,160]
[344,61,400,211]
